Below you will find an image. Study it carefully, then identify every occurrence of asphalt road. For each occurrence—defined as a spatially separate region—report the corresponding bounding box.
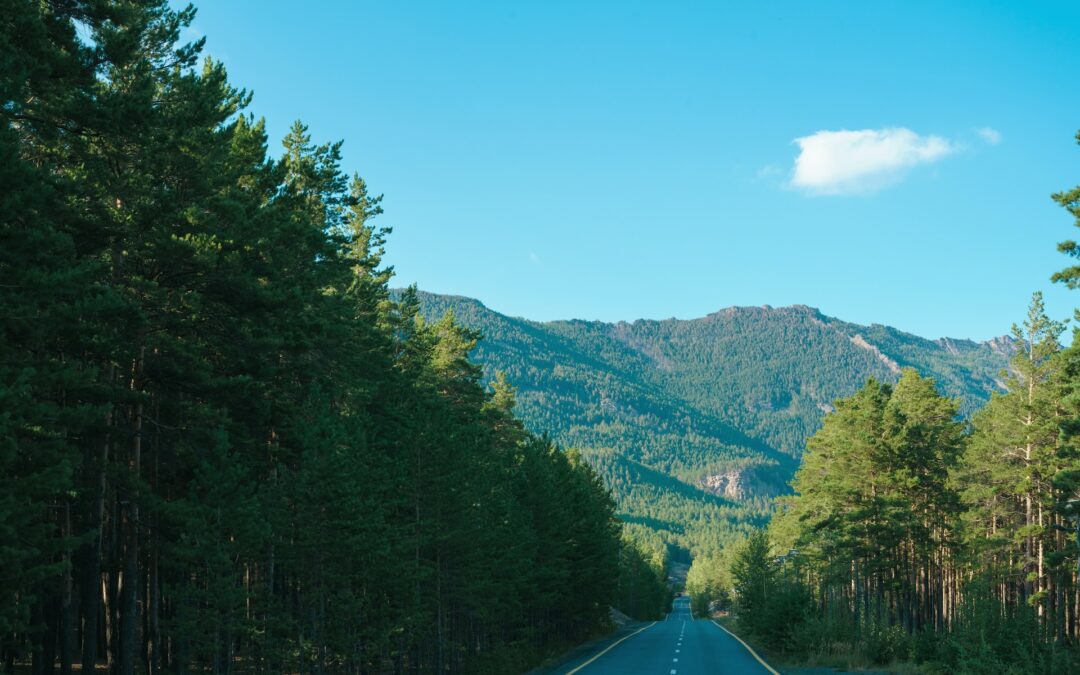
[546,597,777,675]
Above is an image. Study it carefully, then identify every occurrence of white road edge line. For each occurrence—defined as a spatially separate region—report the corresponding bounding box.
[564,621,658,675]
[710,620,780,675]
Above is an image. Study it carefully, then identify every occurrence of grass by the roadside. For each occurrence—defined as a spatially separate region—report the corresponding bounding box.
[711,616,925,675]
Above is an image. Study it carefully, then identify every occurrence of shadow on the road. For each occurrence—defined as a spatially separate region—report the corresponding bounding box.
[525,621,651,675]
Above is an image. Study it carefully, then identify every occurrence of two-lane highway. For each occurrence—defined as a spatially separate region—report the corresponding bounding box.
[547,597,777,675]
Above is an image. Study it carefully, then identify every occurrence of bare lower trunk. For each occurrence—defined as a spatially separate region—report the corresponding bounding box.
[82,376,111,672]
[119,348,144,675]
[60,500,74,675]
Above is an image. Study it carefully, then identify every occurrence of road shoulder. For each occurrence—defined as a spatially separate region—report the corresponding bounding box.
[527,621,654,675]
[708,620,781,674]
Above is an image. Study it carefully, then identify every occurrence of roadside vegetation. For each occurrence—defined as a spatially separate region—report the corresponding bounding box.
[688,183,1080,672]
[0,2,669,673]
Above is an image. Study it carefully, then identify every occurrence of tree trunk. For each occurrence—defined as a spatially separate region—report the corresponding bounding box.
[60,500,74,675]
[31,601,45,675]
[82,375,112,672]
[148,541,160,675]
[43,594,59,675]
[119,347,145,675]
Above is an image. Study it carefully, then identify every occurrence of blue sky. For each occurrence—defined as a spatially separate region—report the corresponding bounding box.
[186,0,1080,340]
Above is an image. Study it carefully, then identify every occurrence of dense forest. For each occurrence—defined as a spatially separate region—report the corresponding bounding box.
[688,283,1080,669]
[407,289,1011,557]
[0,2,669,674]
[11,2,1080,675]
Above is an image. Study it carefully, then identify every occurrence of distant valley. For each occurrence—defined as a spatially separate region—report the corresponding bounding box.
[407,290,1013,554]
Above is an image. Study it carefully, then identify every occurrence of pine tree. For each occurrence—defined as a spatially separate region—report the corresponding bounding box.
[959,293,1064,619]
[1051,131,1080,290]
[730,530,775,635]
[2,3,646,672]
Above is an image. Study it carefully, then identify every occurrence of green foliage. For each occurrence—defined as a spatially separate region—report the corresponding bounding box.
[725,530,812,649]
[584,448,771,555]
[7,4,1079,674]
[730,531,775,633]
[941,578,1067,675]
[773,370,964,644]
[614,535,671,621]
[0,3,635,673]
[685,551,732,616]
[751,291,1080,672]
[406,291,1009,555]
[1052,130,1080,290]
[956,293,1068,613]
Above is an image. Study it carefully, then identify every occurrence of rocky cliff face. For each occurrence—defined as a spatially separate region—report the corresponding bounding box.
[983,335,1018,357]
[849,334,902,374]
[935,335,1016,358]
[698,467,783,500]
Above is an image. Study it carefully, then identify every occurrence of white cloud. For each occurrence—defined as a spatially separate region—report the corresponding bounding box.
[791,127,956,196]
[528,251,540,265]
[977,127,1002,145]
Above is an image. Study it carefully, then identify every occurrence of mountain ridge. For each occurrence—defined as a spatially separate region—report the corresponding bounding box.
[400,288,1012,553]
[435,295,1012,350]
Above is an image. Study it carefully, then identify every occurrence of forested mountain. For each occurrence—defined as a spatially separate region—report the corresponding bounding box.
[8,2,1072,673]
[406,291,1011,553]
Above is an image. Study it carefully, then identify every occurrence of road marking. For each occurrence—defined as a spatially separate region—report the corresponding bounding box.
[563,621,657,674]
[710,621,780,675]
